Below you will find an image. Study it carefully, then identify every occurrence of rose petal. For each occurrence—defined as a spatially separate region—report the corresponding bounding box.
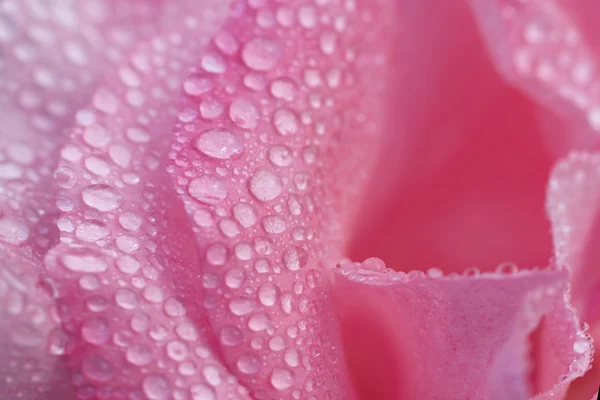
[332,262,590,400]
[468,0,600,155]
[165,0,395,397]
[2,1,245,399]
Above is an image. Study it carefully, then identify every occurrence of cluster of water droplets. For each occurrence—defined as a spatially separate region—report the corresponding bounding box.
[165,0,390,398]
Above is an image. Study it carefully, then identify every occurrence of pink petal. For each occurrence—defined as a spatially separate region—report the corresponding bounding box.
[165,0,395,397]
[332,261,590,400]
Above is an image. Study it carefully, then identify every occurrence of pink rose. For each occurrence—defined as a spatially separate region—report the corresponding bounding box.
[0,1,598,399]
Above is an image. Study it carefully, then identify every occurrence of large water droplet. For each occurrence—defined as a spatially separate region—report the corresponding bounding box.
[82,184,123,212]
[249,170,282,202]
[237,355,261,374]
[82,354,115,382]
[283,247,308,270]
[271,367,294,391]
[188,176,228,204]
[229,299,256,316]
[0,218,30,244]
[126,343,153,366]
[81,317,111,344]
[268,146,293,167]
[59,249,108,273]
[75,221,109,242]
[194,129,243,160]
[258,283,277,306]
[220,326,243,347]
[190,383,215,400]
[273,109,299,135]
[242,38,282,71]
[229,98,260,129]
[142,374,171,400]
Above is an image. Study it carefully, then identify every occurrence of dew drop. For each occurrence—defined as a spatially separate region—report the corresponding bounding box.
[271,367,294,391]
[220,326,243,346]
[258,283,277,306]
[115,288,138,310]
[206,243,228,265]
[233,203,257,228]
[190,384,215,400]
[237,355,261,374]
[188,176,228,204]
[229,98,260,129]
[142,374,171,400]
[82,184,123,212]
[270,79,297,102]
[229,299,256,316]
[60,250,108,273]
[249,170,282,202]
[75,221,109,242]
[262,215,287,234]
[183,75,213,96]
[0,218,30,244]
[283,247,308,271]
[194,129,243,160]
[273,109,299,135]
[82,354,115,382]
[268,145,293,167]
[242,38,282,71]
[126,343,153,366]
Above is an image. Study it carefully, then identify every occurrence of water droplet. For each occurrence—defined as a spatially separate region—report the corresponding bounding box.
[220,326,243,346]
[194,129,243,160]
[237,355,261,374]
[284,348,300,367]
[262,215,287,234]
[199,98,224,120]
[229,98,260,129]
[83,124,110,148]
[126,343,153,366]
[258,283,277,306]
[270,79,297,102]
[234,242,253,260]
[0,218,30,244]
[271,367,294,391]
[82,184,123,212]
[268,146,293,167]
[167,341,189,361]
[273,109,299,135]
[81,317,111,345]
[298,6,317,28]
[225,268,246,289]
[248,313,270,331]
[143,285,165,303]
[214,31,239,55]
[75,221,109,242]
[117,255,140,274]
[93,88,119,114]
[229,299,256,316]
[164,297,186,317]
[202,52,227,74]
[283,247,308,270]
[59,250,108,273]
[82,354,115,382]
[143,374,171,400]
[269,336,286,351]
[119,212,142,231]
[206,243,228,265]
[190,384,215,400]
[249,170,283,202]
[242,38,282,71]
[188,176,228,204]
[183,75,213,96]
[233,203,257,228]
[573,339,590,354]
[115,288,138,309]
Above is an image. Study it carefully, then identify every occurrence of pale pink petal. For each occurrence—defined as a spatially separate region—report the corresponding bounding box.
[3,1,247,399]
